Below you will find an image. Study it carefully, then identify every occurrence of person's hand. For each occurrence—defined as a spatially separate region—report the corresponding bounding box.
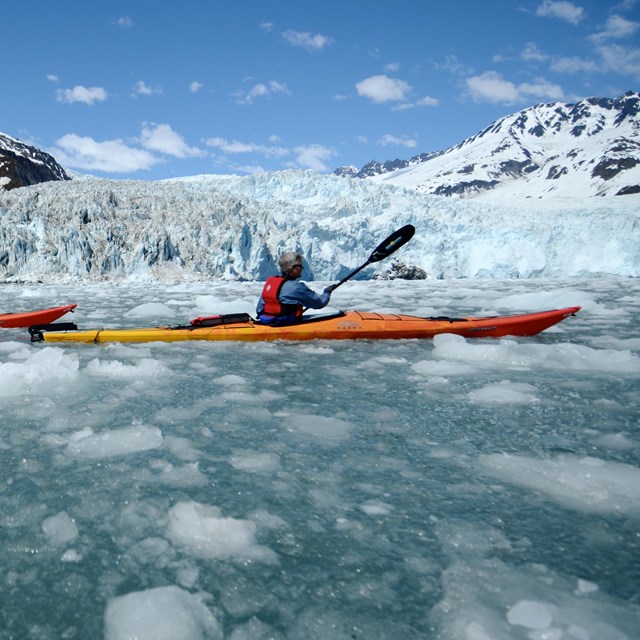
[324,284,337,294]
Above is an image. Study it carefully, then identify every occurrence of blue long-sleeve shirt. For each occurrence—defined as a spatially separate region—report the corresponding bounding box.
[256,279,330,319]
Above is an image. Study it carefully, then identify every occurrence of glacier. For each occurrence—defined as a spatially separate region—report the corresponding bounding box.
[1,170,639,283]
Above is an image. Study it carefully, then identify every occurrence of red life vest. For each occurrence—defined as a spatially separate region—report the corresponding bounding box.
[261,276,303,317]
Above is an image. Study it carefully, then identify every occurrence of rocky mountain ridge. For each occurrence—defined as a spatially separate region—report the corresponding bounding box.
[0,132,69,191]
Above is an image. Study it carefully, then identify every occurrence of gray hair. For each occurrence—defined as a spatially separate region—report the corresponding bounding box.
[278,252,303,275]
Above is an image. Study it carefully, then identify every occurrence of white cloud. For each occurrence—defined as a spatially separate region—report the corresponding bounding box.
[46,74,59,83]
[189,81,204,93]
[234,164,267,175]
[550,55,600,73]
[140,123,204,158]
[233,81,290,105]
[210,155,267,175]
[55,86,108,105]
[355,75,411,104]
[433,55,473,76]
[245,83,269,102]
[592,14,640,40]
[392,95,439,111]
[50,134,159,173]
[292,144,336,171]
[282,29,332,51]
[596,43,640,79]
[522,42,548,62]
[550,43,640,78]
[417,96,439,107]
[377,134,418,148]
[466,72,520,103]
[466,71,564,104]
[133,80,162,97]
[268,81,288,94]
[115,16,133,28]
[259,22,274,32]
[536,0,584,25]
[615,0,638,11]
[50,123,204,173]
[384,62,401,72]
[519,79,565,100]
[205,137,288,158]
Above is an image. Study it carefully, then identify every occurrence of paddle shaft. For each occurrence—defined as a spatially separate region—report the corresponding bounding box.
[329,260,373,291]
[328,224,415,292]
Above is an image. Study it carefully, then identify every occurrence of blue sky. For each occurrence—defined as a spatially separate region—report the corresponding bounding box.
[3,0,638,180]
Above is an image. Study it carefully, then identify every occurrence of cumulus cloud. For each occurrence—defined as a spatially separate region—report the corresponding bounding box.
[140,123,204,158]
[522,42,548,63]
[550,42,640,79]
[433,55,473,77]
[189,81,204,93]
[115,16,133,28]
[355,75,412,103]
[282,29,332,51]
[536,0,584,25]
[232,163,267,174]
[466,72,520,103]
[519,79,566,100]
[292,144,336,171]
[207,136,334,172]
[133,80,162,97]
[545,13,639,78]
[55,86,108,105]
[377,134,418,148]
[205,137,288,157]
[591,14,640,41]
[233,81,290,105]
[466,71,564,104]
[49,123,203,173]
[550,56,600,74]
[393,96,439,111]
[595,43,640,79]
[49,134,159,173]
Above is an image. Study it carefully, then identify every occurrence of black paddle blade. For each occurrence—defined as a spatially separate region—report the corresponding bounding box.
[368,224,415,263]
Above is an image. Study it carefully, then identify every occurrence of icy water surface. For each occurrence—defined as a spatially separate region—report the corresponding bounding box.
[1,278,639,639]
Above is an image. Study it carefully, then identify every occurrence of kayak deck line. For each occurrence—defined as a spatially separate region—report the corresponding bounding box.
[30,306,581,344]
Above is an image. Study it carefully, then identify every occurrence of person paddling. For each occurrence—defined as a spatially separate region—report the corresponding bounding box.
[256,252,336,324]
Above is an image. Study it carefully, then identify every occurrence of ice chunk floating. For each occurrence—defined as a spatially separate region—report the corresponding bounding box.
[0,278,639,638]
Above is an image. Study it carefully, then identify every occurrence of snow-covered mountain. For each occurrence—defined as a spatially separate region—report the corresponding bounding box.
[338,91,640,200]
[1,170,638,283]
[0,132,69,191]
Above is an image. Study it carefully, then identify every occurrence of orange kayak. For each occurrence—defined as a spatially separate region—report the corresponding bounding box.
[33,306,580,344]
[0,304,77,329]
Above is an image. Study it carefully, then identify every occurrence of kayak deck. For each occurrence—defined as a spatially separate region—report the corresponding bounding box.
[34,306,581,344]
[0,304,77,329]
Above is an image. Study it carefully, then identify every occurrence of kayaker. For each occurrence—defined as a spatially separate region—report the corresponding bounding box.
[256,252,336,324]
